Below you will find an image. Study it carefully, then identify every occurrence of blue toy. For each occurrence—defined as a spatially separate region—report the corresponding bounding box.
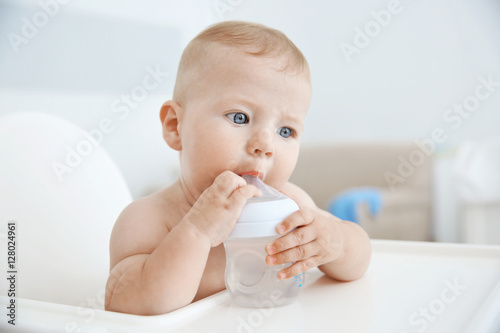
[328,188,383,224]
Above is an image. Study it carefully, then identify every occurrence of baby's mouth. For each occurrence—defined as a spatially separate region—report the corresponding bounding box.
[238,171,264,180]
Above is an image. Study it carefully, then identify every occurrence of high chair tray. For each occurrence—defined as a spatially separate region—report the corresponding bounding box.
[2,240,500,332]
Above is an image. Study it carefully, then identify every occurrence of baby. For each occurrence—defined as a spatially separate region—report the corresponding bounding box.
[105,21,371,315]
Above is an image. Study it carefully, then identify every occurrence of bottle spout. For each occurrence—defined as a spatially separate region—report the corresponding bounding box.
[242,175,288,202]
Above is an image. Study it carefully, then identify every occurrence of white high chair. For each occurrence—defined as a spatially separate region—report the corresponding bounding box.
[0,112,132,308]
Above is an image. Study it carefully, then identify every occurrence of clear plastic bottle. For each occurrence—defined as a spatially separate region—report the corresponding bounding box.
[224,176,305,307]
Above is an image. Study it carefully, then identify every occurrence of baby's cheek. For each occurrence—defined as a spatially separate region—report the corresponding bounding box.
[222,156,240,171]
[271,159,296,184]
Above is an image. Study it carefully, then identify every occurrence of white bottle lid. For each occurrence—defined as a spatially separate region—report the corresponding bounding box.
[228,176,300,238]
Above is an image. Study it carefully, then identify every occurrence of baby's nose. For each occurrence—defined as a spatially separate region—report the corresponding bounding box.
[247,128,274,158]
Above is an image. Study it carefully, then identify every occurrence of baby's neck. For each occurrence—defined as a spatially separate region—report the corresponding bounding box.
[172,178,197,211]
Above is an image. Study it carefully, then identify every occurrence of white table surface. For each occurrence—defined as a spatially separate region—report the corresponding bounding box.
[2,240,500,333]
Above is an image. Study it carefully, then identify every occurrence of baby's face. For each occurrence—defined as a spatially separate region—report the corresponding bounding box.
[178,46,311,198]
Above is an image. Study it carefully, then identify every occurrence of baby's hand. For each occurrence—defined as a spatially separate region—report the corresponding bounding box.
[265,207,344,279]
[185,171,260,247]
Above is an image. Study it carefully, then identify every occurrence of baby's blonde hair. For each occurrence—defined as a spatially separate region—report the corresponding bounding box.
[173,21,310,103]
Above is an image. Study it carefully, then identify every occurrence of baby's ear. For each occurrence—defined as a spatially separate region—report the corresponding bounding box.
[160,100,183,151]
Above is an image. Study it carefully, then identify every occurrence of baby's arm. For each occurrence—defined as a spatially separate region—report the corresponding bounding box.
[105,171,260,315]
[105,202,211,315]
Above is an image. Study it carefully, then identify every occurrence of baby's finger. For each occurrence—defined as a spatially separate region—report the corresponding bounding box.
[266,241,320,266]
[277,257,318,280]
[229,184,261,206]
[210,171,246,198]
[276,208,315,235]
[266,225,316,255]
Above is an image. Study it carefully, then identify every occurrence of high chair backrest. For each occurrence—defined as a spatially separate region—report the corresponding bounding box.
[0,112,132,308]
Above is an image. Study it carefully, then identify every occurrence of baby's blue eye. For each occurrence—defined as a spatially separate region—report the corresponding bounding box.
[278,127,293,138]
[226,112,248,125]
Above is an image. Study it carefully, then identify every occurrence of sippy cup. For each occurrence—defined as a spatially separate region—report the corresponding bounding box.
[223,175,305,308]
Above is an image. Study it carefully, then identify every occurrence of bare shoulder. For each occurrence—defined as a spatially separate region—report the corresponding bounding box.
[109,186,181,269]
[280,181,317,209]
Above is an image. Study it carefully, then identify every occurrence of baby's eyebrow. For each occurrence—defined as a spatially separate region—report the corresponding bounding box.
[229,97,259,111]
[280,112,303,129]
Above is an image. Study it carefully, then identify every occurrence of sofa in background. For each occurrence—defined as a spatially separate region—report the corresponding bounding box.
[290,142,433,241]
